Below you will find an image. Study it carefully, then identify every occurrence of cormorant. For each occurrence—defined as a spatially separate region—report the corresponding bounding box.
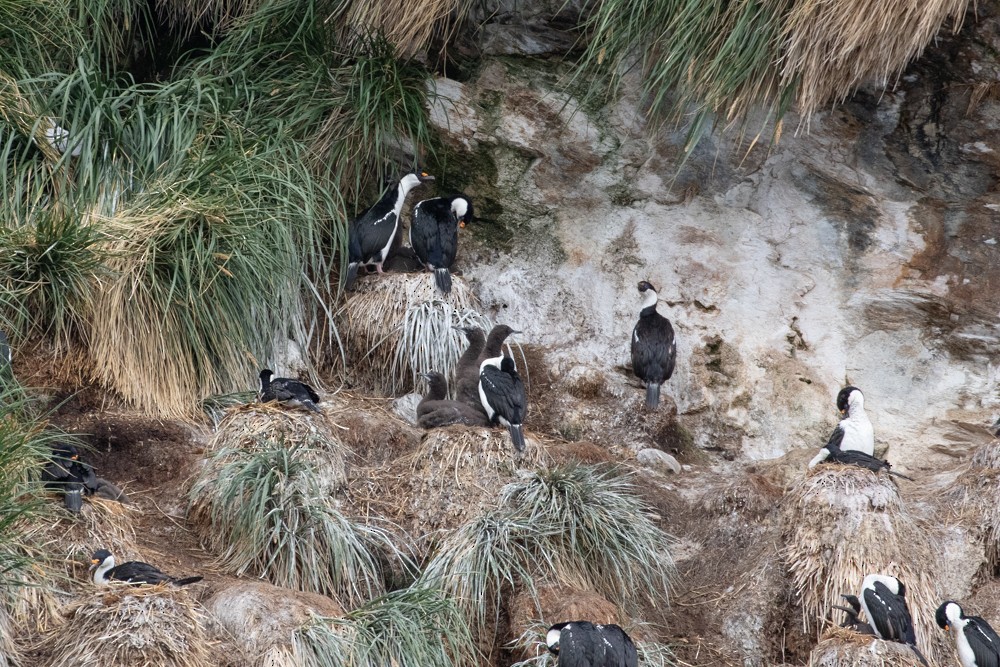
[90,549,202,586]
[344,171,434,290]
[453,326,486,410]
[859,574,927,666]
[808,386,874,467]
[410,195,473,294]
[937,601,1000,667]
[479,355,527,452]
[833,594,875,635]
[546,621,638,667]
[258,369,321,413]
[42,444,97,513]
[810,436,913,481]
[417,371,489,428]
[630,281,676,409]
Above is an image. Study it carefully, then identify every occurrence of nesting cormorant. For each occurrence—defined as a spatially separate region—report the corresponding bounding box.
[453,326,486,410]
[90,549,202,586]
[259,369,321,413]
[808,386,874,467]
[860,574,928,666]
[479,355,527,452]
[416,371,489,428]
[410,195,473,294]
[344,171,434,290]
[546,621,638,667]
[42,444,97,513]
[937,601,1000,667]
[833,594,875,635]
[630,281,676,409]
[810,435,912,480]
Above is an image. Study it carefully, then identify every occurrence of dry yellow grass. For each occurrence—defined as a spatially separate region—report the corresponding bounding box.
[781,466,945,663]
[808,626,928,667]
[949,441,1000,571]
[336,0,470,58]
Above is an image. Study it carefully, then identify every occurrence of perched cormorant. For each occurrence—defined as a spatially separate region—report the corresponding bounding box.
[833,594,875,635]
[630,281,676,409]
[808,386,874,467]
[860,574,928,666]
[42,444,97,513]
[417,371,448,418]
[809,435,913,480]
[90,549,202,586]
[258,369,321,413]
[937,601,1000,667]
[479,355,527,452]
[453,326,486,410]
[410,195,473,294]
[416,371,489,428]
[344,171,434,290]
[546,621,638,667]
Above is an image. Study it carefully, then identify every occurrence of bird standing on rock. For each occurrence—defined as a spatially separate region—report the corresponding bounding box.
[410,195,473,294]
[937,600,1000,667]
[258,369,321,413]
[90,549,202,587]
[479,355,527,452]
[546,621,637,667]
[344,171,434,290]
[630,281,675,409]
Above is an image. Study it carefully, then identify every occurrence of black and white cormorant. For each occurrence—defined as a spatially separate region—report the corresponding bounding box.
[258,369,321,413]
[859,574,928,666]
[42,444,97,513]
[937,601,1000,667]
[809,435,913,480]
[546,621,638,667]
[479,355,527,452]
[630,281,676,409]
[808,386,874,467]
[90,549,202,586]
[453,326,486,410]
[833,594,875,635]
[344,171,434,290]
[416,372,489,428]
[410,195,473,294]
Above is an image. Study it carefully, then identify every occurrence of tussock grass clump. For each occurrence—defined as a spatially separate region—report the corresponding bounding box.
[781,467,942,662]
[340,273,492,395]
[293,585,476,667]
[950,441,1000,572]
[38,587,215,667]
[808,626,927,667]
[189,442,406,604]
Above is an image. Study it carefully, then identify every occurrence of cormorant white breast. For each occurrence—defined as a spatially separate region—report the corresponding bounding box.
[478,355,527,452]
[859,574,927,666]
[258,369,321,413]
[410,195,473,294]
[937,601,1000,667]
[344,171,434,290]
[808,386,874,467]
[546,621,638,667]
[90,549,202,586]
[630,281,676,409]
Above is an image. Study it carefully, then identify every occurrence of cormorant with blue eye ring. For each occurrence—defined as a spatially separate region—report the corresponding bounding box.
[937,601,1000,667]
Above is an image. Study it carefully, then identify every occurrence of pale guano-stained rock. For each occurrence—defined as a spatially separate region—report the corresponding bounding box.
[636,448,681,474]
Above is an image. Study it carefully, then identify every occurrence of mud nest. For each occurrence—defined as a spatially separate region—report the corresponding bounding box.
[951,440,1000,571]
[338,273,493,395]
[781,467,943,662]
[808,626,927,667]
[36,587,215,667]
[349,425,547,547]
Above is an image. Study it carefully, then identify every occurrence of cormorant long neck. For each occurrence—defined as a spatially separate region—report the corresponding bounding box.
[393,175,421,222]
[483,328,512,357]
[846,393,867,420]
[640,288,659,316]
[93,557,115,585]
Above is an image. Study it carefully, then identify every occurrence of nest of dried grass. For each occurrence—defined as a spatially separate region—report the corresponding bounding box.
[338,273,492,396]
[37,586,215,667]
[349,426,547,545]
[782,467,943,662]
[808,626,927,667]
[949,440,1000,571]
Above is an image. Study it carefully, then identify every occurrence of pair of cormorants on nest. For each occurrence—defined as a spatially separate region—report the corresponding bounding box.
[344,170,475,294]
[90,548,201,587]
[42,444,129,513]
[418,324,527,452]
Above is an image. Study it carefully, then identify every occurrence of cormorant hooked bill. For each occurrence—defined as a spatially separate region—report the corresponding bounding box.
[416,371,489,428]
[808,386,874,467]
[479,355,527,452]
[344,171,434,290]
[546,621,638,667]
[410,195,473,294]
[937,601,1000,667]
[833,594,875,635]
[860,574,928,666]
[90,549,202,586]
[259,369,321,413]
[631,281,676,409]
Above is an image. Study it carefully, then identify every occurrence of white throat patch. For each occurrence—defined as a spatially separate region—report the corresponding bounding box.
[546,627,563,650]
[641,288,658,310]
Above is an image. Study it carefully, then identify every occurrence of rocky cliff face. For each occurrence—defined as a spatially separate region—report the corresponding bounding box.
[429,2,1000,470]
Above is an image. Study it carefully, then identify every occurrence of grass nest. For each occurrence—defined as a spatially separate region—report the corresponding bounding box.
[36,586,215,667]
[338,272,492,396]
[781,466,943,662]
[951,441,1000,571]
[348,425,548,547]
[807,626,927,667]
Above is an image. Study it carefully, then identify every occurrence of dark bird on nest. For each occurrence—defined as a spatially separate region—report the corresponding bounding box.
[809,432,913,480]
[479,355,527,452]
[258,369,321,413]
[344,171,434,290]
[90,549,202,587]
[546,621,638,667]
[453,326,486,410]
[416,371,489,428]
[859,574,928,666]
[833,594,875,635]
[809,386,874,467]
[41,444,128,512]
[630,281,676,409]
[937,601,1000,667]
[410,195,473,294]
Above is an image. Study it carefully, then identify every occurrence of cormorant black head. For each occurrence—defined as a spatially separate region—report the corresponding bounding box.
[936,601,961,630]
[451,196,474,228]
[90,548,113,569]
[52,444,80,461]
[836,386,863,414]
[500,356,517,374]
[637,280,657,293]
[841,594,861,613]
[260,369,274,382]
[489,324,520,340]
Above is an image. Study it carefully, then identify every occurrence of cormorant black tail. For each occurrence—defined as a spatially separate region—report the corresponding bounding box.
[888,469,915,482]
[645,383,660,409]
[509,424,526,452]
[909,645,928,667]
[172,576,204,587]
[344,262,360,291]
[434,268,452,294]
